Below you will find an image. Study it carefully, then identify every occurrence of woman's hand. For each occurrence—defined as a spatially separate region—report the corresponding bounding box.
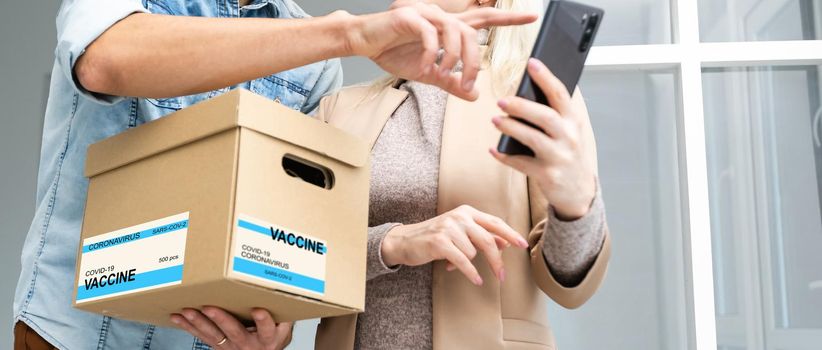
[381,205,530,285]
[491,58,598,221]
[170,306,292,350]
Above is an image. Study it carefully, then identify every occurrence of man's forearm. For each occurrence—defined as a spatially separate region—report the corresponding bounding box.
[76,11,358,98]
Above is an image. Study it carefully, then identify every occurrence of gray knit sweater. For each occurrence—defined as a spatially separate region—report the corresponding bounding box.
[353,80,607,350]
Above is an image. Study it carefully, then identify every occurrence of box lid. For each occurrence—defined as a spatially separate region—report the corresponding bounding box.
[85,89,369,177]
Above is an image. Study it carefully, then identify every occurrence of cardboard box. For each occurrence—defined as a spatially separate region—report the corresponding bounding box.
[74,89,369,327]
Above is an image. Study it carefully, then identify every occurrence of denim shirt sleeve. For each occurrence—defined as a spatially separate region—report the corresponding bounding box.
[56,0,149,105]
[304,57,343,115]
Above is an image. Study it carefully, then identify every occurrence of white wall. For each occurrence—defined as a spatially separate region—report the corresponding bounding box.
[0,1,61,347]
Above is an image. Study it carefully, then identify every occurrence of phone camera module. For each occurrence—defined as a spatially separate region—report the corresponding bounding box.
[578,12,599,52]
[588,12,600,26]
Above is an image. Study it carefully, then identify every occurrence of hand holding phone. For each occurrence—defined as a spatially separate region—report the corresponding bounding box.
[491,58,599,219]
[497,0,603,156]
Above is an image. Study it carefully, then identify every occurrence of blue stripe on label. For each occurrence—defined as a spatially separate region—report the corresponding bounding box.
[76,265,183,301]
[232,257,325,294]
[238,219,269,235]
[237,219,327,254]
[82,220,188,253]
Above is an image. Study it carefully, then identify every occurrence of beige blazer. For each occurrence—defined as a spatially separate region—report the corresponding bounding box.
[312,70,611,350]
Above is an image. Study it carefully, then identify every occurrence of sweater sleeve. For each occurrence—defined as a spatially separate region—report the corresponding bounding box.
[526,175,611,309]
[541,185,607,287]
[366,223,403,280]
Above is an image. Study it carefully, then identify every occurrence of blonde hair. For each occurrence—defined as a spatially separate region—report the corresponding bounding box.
[369,0,543,97]
[485,0,543,95]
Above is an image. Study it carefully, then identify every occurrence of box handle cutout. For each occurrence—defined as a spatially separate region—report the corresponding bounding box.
[282,154,334,189]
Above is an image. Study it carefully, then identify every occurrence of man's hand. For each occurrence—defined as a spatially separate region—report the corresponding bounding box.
[171,306,292,350]
[347,3,537,100]
[76,3,534,100]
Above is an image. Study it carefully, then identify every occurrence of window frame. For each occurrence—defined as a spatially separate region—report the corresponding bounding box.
[585,0,822,349]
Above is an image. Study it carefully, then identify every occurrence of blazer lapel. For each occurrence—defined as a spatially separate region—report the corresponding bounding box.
[320,71,517,350]
[433,71,509,350]
[325,85,409,150]
[316,84,407,350]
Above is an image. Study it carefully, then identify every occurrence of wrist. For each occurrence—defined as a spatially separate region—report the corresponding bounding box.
[552,202,591,221]
[550,188,596,221]
[323,10,364,57]
[317,10,360,57]
[546,184,597,221]
[380,225,404,267]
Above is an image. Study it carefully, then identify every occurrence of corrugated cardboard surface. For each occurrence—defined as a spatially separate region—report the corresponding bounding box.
[230,128,368,310]
[75,90,368,326]
[84,92,242,178]
[85,90,369,177]
[236,91,368,168]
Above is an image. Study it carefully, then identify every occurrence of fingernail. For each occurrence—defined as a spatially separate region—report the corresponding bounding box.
[202,308,215,318]
[528,58,542,71]
[491,116,501,125]
[253,310,265,321]
[170,316,181,325]
[519,238,529,248]
[182,311,194,321]
[497,99,508,109]
[499,268,506,282]
[463,79,475,91]
[474,276,484,285]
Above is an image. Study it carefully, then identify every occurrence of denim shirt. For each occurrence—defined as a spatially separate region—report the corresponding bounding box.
[13,1,342,349]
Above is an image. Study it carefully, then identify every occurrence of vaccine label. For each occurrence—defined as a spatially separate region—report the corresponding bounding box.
[229,215,326,296]
[75,212,189,303]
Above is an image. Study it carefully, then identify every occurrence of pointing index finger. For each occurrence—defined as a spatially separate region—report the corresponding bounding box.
[458,8,538,29]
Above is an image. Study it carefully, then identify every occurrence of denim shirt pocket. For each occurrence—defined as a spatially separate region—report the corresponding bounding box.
[145,97,183,110]
[144,89,225,112]
[250,74,310,111]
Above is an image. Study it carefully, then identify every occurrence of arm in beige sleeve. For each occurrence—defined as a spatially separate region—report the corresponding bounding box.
[526,177,611,309]
[541,183,607,287]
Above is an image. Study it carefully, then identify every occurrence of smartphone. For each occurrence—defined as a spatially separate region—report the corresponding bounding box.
[497,0,604,156]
